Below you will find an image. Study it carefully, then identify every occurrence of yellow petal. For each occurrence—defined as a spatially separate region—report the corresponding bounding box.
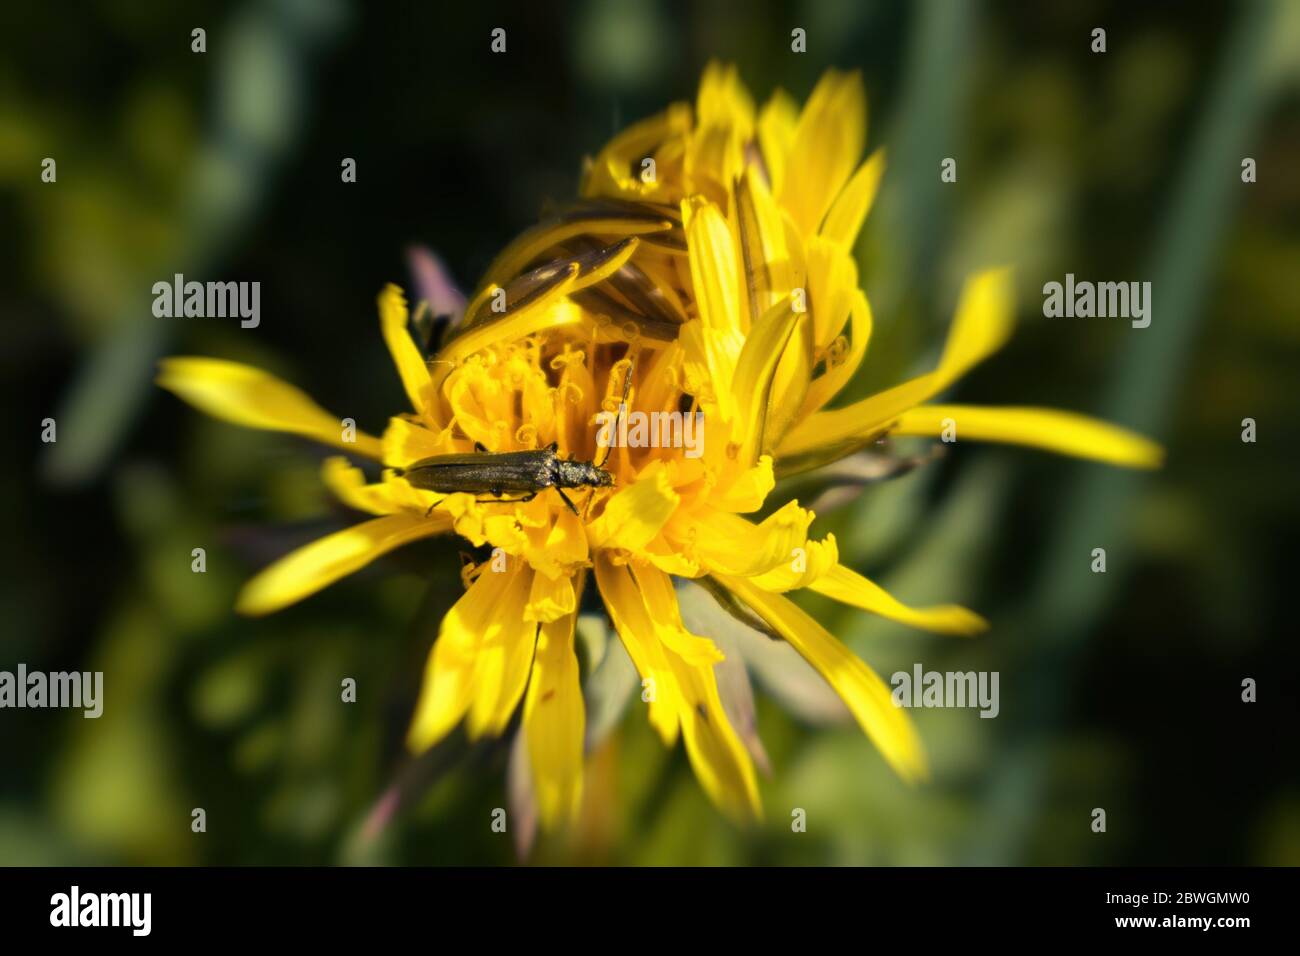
[553,350,598,458]
[685,501,820,579]
[711,455,775,514]
[383,473,444,514]
[762,311,814,454]
[687,125,747,206]
[891,405,1164,469]
[734,164,794,324]
[524,604,585,829]
[472,217,664,303]
[468,234,645,333]
[630,563,724,667]
[643,535,703,578]
[620,559,761,822]
[696,61,756,131]
[757,89,798,195]
[406,560,526,751]
[586,460,680,554]
[466,565,538,739]
[760,235,856,451]
[748,533,839,592]
[688,62,753,197]
[776,267,1014,469]
[663,645,763,823]
[325,453,443,519]
[682,197,746,422]
[581,103,692,199]
[820,147,886,249]
[800,287,873,419]
[525,569,577,623]
[805,235,859,354]
[778,70,866,236]
[378,284,433,415]
[157,357,383,459]
[237,512,448,616]
[321,457,398,516]
[808,563,988,636]
[434,277,584,373]
[720,576,927,783]
[684,198,742,337]
[381,415,452,468]
[446,361,515,450]
[480,512,533,559]
[594,553,680,745]
[530,506,589,579]
[932,266,1017,384]
[731,298,800,466]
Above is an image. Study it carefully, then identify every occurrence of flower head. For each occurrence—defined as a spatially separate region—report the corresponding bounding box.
[158,63,1161,828]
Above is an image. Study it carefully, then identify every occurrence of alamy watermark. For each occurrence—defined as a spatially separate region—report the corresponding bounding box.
[891,664,999,718]
[594,403,704,459]
[152,273,260,328]
[0,664,102,718]
[50,886,150,936]
[1043,273,1150,328]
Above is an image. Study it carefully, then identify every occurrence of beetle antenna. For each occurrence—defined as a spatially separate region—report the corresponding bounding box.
[594,354,634,469]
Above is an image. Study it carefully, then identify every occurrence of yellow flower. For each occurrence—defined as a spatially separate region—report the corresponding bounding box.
[157,63,1161,829]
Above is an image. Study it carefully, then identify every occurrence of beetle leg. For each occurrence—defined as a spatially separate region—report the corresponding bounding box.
[554,487,579,515]
[475,492,538,506]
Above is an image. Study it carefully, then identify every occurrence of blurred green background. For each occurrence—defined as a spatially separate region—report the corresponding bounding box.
[2,0,1298,865]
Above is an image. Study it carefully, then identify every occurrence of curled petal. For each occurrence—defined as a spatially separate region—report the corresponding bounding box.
[321,457,398,516]
[748,533,839,592]
[808,563,987,636]
[711,455,775,514]
[378,284,433,415]
[381,416,453,469]
[684,501,822,580]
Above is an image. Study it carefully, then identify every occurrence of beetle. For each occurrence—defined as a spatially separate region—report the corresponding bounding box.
[395,358,634,516]
[399,443,613,515]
